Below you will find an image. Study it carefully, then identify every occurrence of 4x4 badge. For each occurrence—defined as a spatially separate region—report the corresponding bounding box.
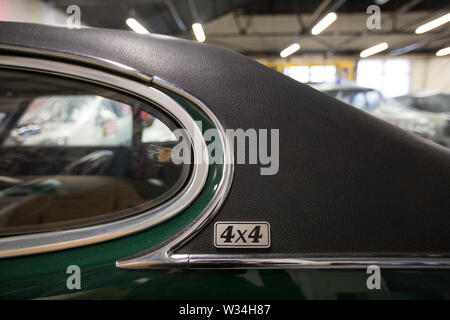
[214,222,271,248]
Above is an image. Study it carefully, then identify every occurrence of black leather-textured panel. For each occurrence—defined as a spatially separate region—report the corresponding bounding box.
[0,22,449,255]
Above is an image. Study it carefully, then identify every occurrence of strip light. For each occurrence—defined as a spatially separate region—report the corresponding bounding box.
[280,43,301,58]
[360,42,389,58]
[436,47,450,56]
[192,23,206,42]
[311,12,338,35]
[415,13,450,34]
[125,18,150,34]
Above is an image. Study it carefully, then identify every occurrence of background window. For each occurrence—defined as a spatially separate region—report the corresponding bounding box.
[283,65,309,83]
[284,65,337,84]
[310,65,337,84]
[357,59,410,97]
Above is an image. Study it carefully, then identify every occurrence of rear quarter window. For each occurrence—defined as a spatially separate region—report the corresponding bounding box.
[0,69,190,235]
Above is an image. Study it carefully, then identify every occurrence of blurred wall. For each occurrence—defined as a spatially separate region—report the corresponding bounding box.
[410,56,450,94]
[0,0,67,25]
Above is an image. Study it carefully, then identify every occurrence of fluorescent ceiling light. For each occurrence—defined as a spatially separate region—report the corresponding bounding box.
[311,12,338,35]
[192,23,206,42]
[360,42,389,58]
[415,13,450,34]
[280,43,301,58]
[436,46,450,56]
[126,18,150,34]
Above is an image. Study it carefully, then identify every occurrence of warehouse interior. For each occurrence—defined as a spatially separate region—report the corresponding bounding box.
[1,0,449,146]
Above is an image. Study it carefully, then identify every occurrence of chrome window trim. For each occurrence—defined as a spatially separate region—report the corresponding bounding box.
[0,44,152,83]
[0,55,210,258]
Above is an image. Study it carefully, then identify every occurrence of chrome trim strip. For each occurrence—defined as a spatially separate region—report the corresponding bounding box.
[116,77,235,270]
[183,254,450,269]
[119,253,450,270]
[0,56,209,258]
[0,44,152,83]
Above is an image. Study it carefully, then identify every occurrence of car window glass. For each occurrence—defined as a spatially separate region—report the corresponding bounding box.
[0,69,190,235]
[351,92,366,109]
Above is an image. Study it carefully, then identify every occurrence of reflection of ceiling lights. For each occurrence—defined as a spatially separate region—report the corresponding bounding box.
[311,12,338,35]
[360,42,389,58]
[280,43,301,58]
[436,47,450,56]
[192,23,206,42]
[125,18,150,34]
[415,13,450,34]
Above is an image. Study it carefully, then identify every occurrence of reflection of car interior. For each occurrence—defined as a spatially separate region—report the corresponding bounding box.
[0,70,189,235]
[0,176,145,232]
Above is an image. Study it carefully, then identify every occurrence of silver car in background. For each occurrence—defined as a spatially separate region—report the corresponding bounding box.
[316,84,450,147]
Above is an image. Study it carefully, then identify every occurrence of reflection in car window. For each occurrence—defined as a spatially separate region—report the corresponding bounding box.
[4,95,133,147]
[0,69,190,235]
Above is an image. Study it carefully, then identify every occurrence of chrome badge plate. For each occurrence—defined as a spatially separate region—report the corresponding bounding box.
[214,222,271,248]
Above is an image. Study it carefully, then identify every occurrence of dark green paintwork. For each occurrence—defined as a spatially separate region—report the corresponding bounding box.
[2,266,450,299]
[0,84,449,300]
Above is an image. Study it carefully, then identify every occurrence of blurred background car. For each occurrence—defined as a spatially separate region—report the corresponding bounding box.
[395,92,450,145]
[316,84,450,146]
[394,91,450,113]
